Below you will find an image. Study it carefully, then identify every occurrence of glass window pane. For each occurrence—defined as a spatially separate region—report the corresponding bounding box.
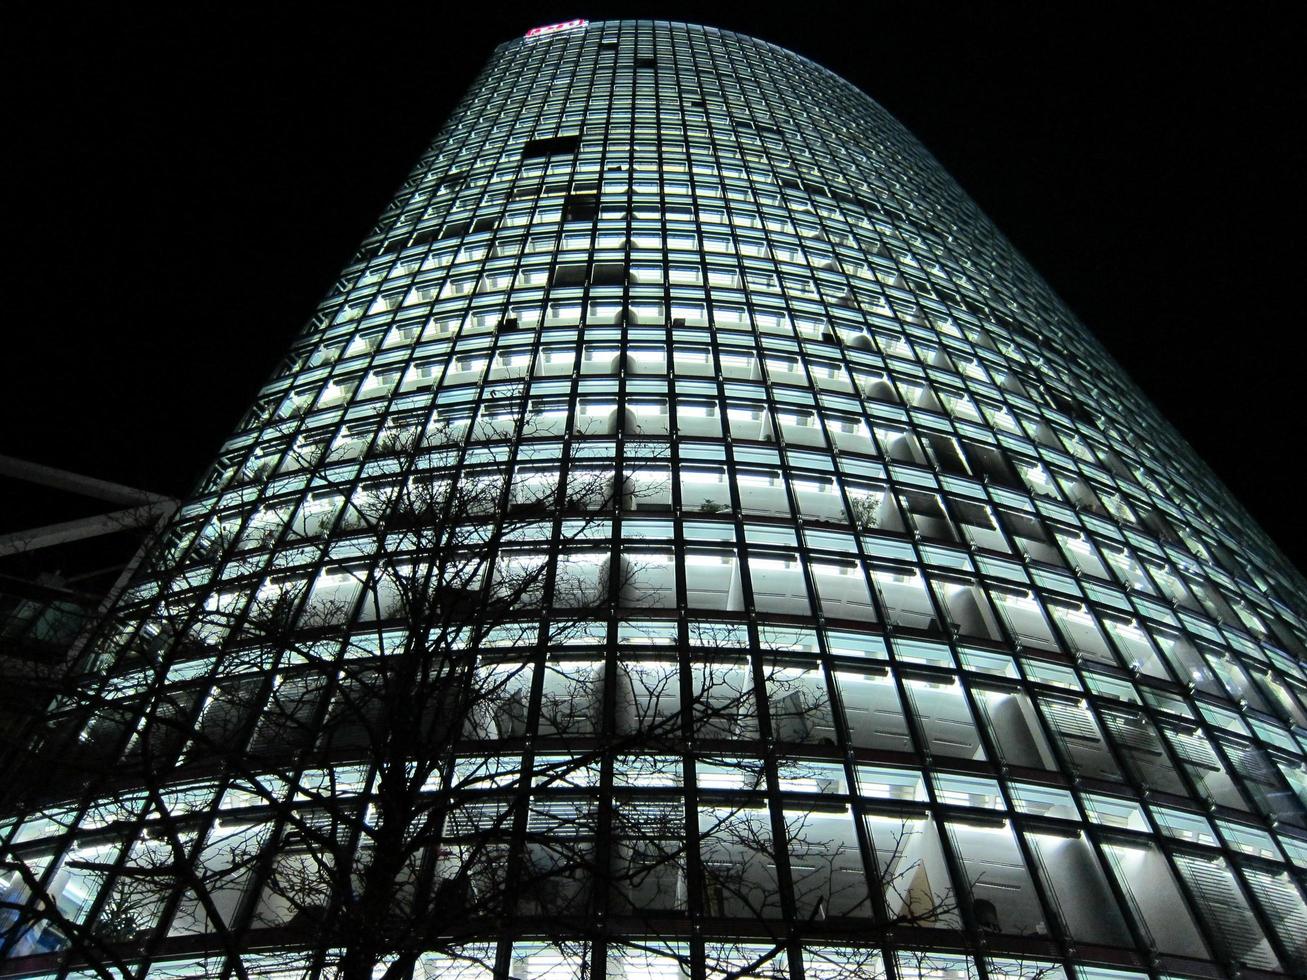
[1025,829,1133,947]
[836,670,912,753]
[945,820,1045,937]
[1100,839,1208,957]
[973,687,1057,770]
[1171,852,1280,971]
[903,675,986,762]
[865,812,958,928]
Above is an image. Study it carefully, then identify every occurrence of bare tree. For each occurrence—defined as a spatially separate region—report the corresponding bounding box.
[0,410,1031,980]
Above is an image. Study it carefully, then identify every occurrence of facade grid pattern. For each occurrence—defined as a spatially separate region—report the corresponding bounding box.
[5,19,1307,980]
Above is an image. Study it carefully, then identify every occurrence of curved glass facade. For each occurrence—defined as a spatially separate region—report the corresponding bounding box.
[5,19,1307,980]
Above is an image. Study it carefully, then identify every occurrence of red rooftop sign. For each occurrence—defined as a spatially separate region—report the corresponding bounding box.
[525,19,587,38]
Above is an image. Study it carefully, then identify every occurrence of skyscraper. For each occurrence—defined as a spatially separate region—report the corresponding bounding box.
[5,17,1307,980]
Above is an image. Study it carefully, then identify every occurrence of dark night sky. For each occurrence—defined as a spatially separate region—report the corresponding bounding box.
[6,4,1305,572]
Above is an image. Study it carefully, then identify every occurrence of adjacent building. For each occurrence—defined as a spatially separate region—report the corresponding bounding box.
[5,19,1307,980]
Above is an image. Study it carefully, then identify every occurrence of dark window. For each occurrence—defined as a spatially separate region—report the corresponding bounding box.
[522,134,580,159]
[963,441,1020,487]
[1046,387,1095,423]
[901,491,956,541]
[1139,507,1178,543]
[636,55,656,68]
[471,216,499,234]
[924,434,968,476]
[564,193,598,222]
[1002,509,1049,544]
[901,491,947,521]
[590,263,627,286]
[409,228,437,248]
[440,220,470,240]
[551,264,587,287]
[952,499,996,530]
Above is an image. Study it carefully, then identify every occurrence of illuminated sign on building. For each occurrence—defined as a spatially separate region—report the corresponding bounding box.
[525,19,587,38]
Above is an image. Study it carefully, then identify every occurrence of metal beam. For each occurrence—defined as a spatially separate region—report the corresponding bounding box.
[0,454,174,507]
[0,501,177,557]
